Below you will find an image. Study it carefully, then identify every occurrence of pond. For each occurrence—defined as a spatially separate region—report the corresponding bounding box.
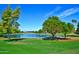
[3,33,50,38]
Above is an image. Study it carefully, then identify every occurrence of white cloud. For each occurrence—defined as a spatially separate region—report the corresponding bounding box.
[44,6,61,18]
[40,6,61,22]
[58,7,79,18]
[42,7,79,21]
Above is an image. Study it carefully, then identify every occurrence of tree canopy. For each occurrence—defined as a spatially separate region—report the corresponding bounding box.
[43,16,75,38]
[61,22,74,38]
[1,5,20,34]
[43,16,62,37]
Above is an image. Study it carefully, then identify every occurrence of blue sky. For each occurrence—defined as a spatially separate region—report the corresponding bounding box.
[0,4,79,31]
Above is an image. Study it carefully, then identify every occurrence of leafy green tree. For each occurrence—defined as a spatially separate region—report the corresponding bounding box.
[0,21,3,34]
[1,5,20,39]
[11,7,20,33]
[43,16,62,38]
[67,23,75,32]
[2,5,20,33]
[37,29,43,33]
[1,5,12,39]
[61,22,74,38]
[72,19,77,30]
[2,5,12,34]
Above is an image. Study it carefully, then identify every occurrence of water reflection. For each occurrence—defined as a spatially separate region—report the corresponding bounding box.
[3,33,49,38]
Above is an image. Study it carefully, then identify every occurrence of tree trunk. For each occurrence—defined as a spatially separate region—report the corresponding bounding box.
[64,33,67,38]
[7,26,11,40]
[8,33,10,40]
[7,29,10,40]
[52,33,55,38]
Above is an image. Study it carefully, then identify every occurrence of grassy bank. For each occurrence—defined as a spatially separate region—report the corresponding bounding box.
[0,38,79,54]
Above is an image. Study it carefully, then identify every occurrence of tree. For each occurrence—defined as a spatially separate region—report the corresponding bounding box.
[61,22,74,38]
[43,16,62,38]
[37,29,43,33]
[75,22,79,34]
[72,19,77,23]
[1,5,12,39]
[0,21,3,35]
[1,5,20,39]
[72,19,77,30]
[11,7,20,33]
[67,23,75,33]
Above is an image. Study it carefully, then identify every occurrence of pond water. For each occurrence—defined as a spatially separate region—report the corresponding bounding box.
[4,33,50,38]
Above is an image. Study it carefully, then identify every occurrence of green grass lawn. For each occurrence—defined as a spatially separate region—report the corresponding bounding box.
[0,38,79,54]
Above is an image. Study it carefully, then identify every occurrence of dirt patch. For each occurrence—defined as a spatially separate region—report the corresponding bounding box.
[0,37,7,40]
[57,38,79,42]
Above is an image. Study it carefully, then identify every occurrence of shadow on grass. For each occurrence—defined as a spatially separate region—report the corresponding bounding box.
[4,38,23,42]
[43,37,70,40]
